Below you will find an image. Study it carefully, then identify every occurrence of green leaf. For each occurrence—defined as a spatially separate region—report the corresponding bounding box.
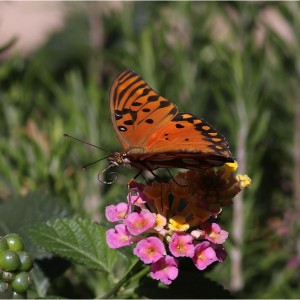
[27,218,117,273]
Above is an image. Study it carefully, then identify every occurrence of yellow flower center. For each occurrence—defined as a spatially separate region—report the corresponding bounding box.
[168,215,189,232]
[236,174,251,188]
[118,211,127,219]
[155,214,166,228]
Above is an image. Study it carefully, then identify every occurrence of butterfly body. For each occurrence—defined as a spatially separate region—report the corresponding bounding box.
[108,150,232,172]
[108,70,234,173]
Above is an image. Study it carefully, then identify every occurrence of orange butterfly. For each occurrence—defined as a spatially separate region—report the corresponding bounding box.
[107,70,234,176]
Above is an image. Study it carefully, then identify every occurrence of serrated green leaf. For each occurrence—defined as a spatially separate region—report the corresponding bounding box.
[27,218,118,273]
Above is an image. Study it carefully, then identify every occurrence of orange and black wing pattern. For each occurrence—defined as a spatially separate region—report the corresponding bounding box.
[109,70,233,170]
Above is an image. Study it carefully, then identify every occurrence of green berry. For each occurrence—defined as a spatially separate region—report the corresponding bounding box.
[17,251,33,272]
[11,272,32,294]
[4,234,24,252]
[1,270,15,283]
[0,238,9,253]
[0,250,21,271]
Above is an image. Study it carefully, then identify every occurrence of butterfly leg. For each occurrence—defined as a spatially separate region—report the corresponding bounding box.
[125,169,144,217]
[127,169,144,188]
[131,168,162,184]
[166,169,187,187]
[134,169,144,181]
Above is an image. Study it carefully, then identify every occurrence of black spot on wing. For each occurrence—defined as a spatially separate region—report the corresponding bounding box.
[159,100,171,108]
[124,120,134,125]
[176,124,185,129]
[131,101,143,107]
[115,110,123,120]
[148,95,159,102]
[116,108,137,123]
[145,119,154,124]
[140,88,151,97]
[118,126,127,132]
[142,108,151,112]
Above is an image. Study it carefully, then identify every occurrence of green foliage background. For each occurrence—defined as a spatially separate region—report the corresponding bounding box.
[1,2,300,298]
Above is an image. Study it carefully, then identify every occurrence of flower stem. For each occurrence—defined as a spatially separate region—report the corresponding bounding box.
[100,259,145,299]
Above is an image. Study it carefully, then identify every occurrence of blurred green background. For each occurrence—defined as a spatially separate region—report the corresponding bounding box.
[0,1,300,298]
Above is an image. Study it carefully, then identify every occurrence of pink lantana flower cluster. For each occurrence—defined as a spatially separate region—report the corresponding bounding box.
[105,161,251,285]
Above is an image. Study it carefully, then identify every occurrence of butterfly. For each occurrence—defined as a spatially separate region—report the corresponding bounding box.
[107,70,234,177]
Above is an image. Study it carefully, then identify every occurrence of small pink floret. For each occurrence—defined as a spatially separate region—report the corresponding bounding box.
[150,255,179,285]
[133,237,165,264]
[169,232,195,258]
[124,209,156,235]
[106,224,132,249]
[193,241,218,270]
[202,222,229,244]
[105,202,128,222]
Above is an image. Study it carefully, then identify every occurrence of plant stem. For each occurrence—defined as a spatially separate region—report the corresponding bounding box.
[230,104,248,292]
[100,259,144,299]
[293,97,300,258]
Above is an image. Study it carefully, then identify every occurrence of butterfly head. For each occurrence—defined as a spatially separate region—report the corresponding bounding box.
[108,152,131,167]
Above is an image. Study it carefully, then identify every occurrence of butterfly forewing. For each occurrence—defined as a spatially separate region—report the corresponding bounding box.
[110,70,178,151]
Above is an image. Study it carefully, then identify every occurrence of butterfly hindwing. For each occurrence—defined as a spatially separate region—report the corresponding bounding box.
[145,113,231,157]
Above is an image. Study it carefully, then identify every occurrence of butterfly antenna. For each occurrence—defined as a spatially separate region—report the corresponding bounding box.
[64,133,111,153]
[98,164,118,185]
[82,156,109,171]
